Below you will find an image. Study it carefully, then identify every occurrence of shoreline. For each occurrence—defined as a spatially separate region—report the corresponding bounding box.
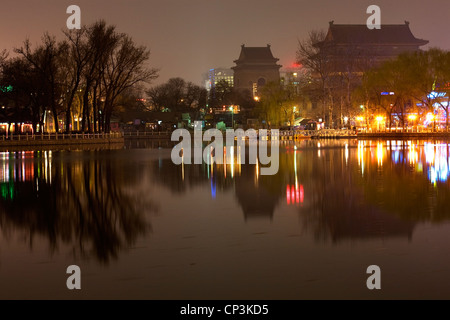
[357,132,450,140]
[2,131,450,150]
[0,133,124,149]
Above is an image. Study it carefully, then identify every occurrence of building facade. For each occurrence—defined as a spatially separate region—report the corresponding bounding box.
[205,68,234,93]
[316,21,429,73]
[232,44,282,97]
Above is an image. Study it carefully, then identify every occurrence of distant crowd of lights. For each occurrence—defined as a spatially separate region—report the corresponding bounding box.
[357,140,450,184]
[0,151,53,200]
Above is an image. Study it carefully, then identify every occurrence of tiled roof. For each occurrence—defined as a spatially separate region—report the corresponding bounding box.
[320,21,428,46]
[234,45,279,63]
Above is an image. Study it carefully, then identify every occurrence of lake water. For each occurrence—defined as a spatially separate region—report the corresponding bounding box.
[1,139,450,299]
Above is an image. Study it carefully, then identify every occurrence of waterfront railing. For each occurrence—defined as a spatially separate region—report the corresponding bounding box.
[1,132,123,141]
[122,131,171,137]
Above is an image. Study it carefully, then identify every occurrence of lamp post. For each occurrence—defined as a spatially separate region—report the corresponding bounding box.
[360,105,369,131]
[343,116,349,128]
[229,106,234,129]
[292,106,297,128]
[408,114,417,132]
[376,116,384,132]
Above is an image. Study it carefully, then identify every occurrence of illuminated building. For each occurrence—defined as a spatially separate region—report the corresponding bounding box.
[280,63,304,93]
[205,68,234,93]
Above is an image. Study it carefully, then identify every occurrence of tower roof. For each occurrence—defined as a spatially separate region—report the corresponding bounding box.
[319,21,429,46]
[234,44,279,63]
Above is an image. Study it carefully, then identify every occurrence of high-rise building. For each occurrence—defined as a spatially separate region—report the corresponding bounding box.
[280,63,305,95]
[205,68,234,93]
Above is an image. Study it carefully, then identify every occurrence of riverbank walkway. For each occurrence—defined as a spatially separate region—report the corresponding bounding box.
[0,132,124,147]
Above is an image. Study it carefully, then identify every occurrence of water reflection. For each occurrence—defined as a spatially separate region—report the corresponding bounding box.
[151,139,450,242]
[0,150,154,264]
[2,140,450,265]
[357,140,450,222]
[302,140,416,243]
[359,140,450,185]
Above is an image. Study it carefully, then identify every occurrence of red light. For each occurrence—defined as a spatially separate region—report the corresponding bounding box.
[286,184,305,205]
[286,185,291,204]
[291,187,295,203]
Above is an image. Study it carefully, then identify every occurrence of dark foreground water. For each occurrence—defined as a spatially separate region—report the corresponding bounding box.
[1,139,450,299]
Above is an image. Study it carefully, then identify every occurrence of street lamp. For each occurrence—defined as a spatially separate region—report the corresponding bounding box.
[360,105,369,130]
[229,106,234,129]
[356,116,364,131]
[426,112,436,132]
[343,116,349,128]
[292,106,297,127]
[408,114,417,132]
[376,116,384,132]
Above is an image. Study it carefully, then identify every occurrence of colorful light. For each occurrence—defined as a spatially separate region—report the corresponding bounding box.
[286,184,304,205]
[286,185,291,204]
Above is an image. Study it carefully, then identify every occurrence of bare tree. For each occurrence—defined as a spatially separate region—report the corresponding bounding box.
[82,21,119,132]
[60,28,91,132]
[15,34,66,132]
[101,34,158,132]
[297,30,334,126]
[146,78,205,113]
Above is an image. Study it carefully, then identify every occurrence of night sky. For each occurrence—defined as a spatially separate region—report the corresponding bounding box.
[1,0,449,87]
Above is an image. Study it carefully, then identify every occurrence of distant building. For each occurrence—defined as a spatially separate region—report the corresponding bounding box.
[205,68,234,109]
[316,21,429,73]
[232,44,282,97]
[205,68,234,93]
[280,63,305,95]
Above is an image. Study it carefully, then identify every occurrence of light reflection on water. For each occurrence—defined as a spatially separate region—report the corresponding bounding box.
[358,140,450,184]
[0,140,450,299]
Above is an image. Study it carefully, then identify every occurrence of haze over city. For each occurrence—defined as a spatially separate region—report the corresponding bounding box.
[1,0,448,87]
[4,0,450,306]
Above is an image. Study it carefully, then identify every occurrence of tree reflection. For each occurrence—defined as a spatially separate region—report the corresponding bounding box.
[4,140,444,253]
[0,150,155,264]
[357,140,450,222]
[300,144,416,243]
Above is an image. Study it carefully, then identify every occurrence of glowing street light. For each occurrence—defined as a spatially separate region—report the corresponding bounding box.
[229,106,234,128]
[426,113,435,122]
[375,116,384,132]
[291,106,298,126]
[254,96,260,102]
[408,114,418,132]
